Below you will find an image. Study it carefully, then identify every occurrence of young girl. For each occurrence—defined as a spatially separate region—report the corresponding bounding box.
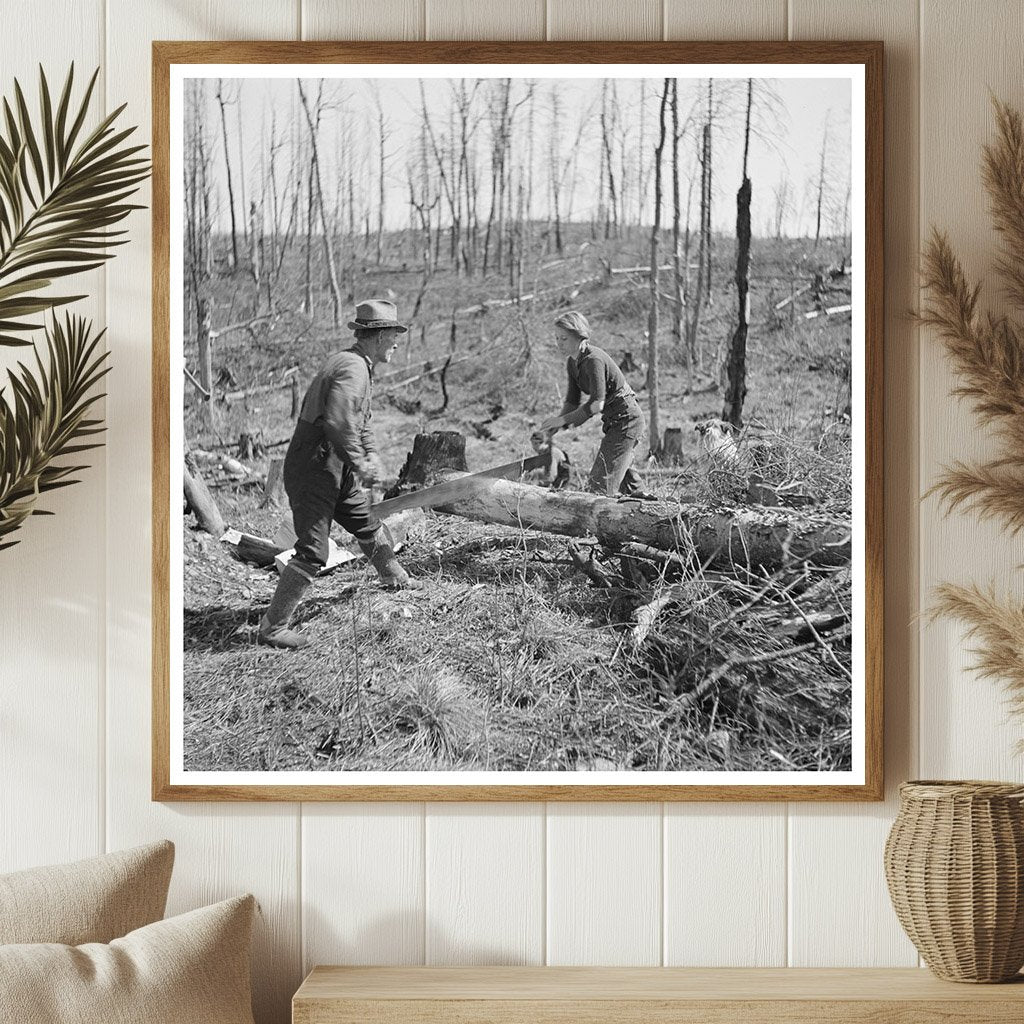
[533,311,651,497]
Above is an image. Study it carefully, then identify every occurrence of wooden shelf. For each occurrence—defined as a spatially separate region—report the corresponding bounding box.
[293,966,1024,1023]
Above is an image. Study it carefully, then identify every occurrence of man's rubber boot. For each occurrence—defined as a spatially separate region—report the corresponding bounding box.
[358,532,421,591]
[258,564,313,649]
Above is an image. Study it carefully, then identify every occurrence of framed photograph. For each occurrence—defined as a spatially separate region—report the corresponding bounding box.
[153,41,882,801]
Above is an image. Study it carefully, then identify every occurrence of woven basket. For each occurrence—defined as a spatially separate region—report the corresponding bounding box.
[884,780,1024,982]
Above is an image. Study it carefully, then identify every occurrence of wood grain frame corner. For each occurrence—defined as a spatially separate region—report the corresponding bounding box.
[151,40,884,804]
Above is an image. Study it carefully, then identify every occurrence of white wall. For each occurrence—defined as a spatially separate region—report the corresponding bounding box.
[2,2,1021,1022]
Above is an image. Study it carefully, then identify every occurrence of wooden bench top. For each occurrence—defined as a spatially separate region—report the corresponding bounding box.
[293,966,1024,1023]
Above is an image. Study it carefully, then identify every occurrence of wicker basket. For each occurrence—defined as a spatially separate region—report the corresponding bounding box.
[884,780,1024,982]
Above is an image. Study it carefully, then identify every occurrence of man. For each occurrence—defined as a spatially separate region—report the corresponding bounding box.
[259,298,418,650]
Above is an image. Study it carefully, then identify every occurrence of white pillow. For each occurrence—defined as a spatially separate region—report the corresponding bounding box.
[0,894,256,1024]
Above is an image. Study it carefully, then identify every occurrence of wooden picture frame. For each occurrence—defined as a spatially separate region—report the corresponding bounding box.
[153,40,883,801]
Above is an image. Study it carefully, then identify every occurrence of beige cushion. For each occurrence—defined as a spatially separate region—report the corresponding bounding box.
[0,894,256,1024]
[0,840,174,945]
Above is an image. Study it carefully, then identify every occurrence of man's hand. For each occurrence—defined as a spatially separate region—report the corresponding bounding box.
[355,453,386,488]
[530,430,553,453]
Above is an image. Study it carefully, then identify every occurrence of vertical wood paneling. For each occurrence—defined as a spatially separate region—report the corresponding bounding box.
[918,0,1024,782]
[664,0,787,40]
[303,805,425,968]
[426,0,544,41]
[0,1,106,874]
[104,5,302,1022]
[425,804,544,964]
[547,804,661,965]
[664,805,786,966]
[788,0,921,967]
[9,3,1024,1013]
[303,0,425,39]
[548,0,662,41]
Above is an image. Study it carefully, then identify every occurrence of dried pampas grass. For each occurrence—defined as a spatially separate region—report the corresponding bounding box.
[932,584,1024,722]
[922,97,1024,728]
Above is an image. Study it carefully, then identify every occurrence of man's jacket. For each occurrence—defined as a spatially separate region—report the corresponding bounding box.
[296,347,377,473]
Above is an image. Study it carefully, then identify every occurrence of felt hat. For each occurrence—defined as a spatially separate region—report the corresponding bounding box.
[347,298,409,332]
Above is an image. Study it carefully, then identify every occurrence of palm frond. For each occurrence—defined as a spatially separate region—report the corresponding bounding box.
[0,64,149,347]
[0,313,109,548]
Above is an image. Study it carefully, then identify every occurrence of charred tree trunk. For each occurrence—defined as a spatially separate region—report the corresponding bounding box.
[724,78,754,429]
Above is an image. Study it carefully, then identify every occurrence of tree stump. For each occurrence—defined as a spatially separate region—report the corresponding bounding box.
[261,456,286,508]
[661,427,684,463]
[237,431,265,461]
[618,350,640,373]
[384,431,468,499]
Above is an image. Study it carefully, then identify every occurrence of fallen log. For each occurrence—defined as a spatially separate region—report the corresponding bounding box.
[430,476,850,570]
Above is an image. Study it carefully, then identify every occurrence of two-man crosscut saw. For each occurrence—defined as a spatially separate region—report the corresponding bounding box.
[370,452,552,517]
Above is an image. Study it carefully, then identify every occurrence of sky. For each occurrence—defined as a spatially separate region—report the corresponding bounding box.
[188,72,853,240]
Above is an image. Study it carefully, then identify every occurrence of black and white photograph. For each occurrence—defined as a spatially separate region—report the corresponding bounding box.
[161,49,878,797]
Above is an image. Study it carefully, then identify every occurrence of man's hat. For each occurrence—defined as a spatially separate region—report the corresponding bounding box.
[347,298,408,333]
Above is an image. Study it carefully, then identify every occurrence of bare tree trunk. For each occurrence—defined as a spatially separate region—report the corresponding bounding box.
[670,79,683,349]
[248,200,262,305]
[685,118,710,367]
[298,80,343,325]
[815,114,830,249]
[705,79,714,306]
[647,79,671,457]
[215,80,239,271]
[723,79,754,429]
[304,159,314,316]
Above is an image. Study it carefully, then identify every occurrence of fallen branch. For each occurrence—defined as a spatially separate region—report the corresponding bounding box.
[774,284,812,310]
[183,453,225,538]
[377,354,471,392]
[671,624,852,710]
[221,366,298,404]
[630,585,685,650]
[567,540,613,588]
[183,365,211,399]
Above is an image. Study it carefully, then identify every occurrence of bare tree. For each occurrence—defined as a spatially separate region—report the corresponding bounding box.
[369,84,391,265]
[184,80,215,426]
[297,79,343,325]
[599,80,619,239]
[670,78,683,349]
[214,80,240,271]
[771,173,792,239]
[723,78,754,429]
[647,79,671,456]
[814,111,831,248]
